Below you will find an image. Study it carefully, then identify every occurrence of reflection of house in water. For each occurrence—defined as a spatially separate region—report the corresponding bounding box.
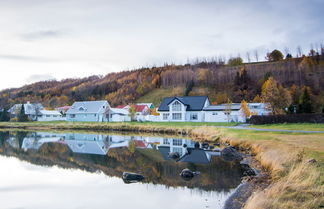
[157,138,220,164]
[64,133,110,155]
[22,133,64,150]
[7,132,64,150]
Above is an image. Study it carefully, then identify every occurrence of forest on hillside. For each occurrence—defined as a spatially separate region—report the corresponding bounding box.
[1,48,324,114]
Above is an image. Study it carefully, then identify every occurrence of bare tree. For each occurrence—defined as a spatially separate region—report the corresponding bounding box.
[254,50,259,62]
[297,46,302,57]
[246,52,251,63]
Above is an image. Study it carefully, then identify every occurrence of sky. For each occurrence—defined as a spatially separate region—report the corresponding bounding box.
[0,0,323,90]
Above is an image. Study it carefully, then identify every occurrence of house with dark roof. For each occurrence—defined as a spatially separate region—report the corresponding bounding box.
[157,96,210,122]
[66,100,110,122]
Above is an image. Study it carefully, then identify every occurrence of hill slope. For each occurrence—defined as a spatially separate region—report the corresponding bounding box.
[1,56,324,110]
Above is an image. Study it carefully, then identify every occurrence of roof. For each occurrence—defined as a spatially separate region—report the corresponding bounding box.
[158,146,171,160]
[65,140,109,155]
[158,96,209,111]
[178,149,210,164]
[66,101,109,114]
[134,140,146,148]
[137,103,154,108]
[110,108,129,115]
[9,103,44,115]
[40,110,62,115]
[135,105,147,113]
[116,105,127,109]
[203,103,241,111]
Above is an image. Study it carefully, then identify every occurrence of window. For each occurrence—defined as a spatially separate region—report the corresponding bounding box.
[94,114,97,117]
[172,113,182,120]
[163,113,169,120]
[190,113,198,120]
[53,115,57,117]
[172,101,182,111]
[70,114,76,118]
[163,138,170,145]
[212,112,218,115]
[173,139,182,146]
[79,107,84,111]
[46,115,50,117]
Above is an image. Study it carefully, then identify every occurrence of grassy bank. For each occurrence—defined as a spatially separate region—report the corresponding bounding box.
[250,123,324,131]
[0,121,323,208]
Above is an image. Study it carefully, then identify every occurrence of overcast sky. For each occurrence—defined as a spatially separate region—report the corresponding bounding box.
[0,0,323,90]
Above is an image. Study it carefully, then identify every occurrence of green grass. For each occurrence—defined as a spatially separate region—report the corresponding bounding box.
[135,88,182,106]
[250,123,324,131]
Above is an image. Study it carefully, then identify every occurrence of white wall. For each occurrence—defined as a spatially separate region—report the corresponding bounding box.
[111,114,131,122]
[38,115,65,122]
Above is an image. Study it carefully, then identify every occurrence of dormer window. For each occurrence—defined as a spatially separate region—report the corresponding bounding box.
[79,107,85,111]
[172,101,182,111]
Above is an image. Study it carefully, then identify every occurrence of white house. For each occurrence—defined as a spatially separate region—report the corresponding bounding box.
[157,96,210,122]
[8,102,44,121]
[204,103,271,122]
[66,100,110,122]
[37,110,65,122]
[108,108,131,122]
[204,103,244,122]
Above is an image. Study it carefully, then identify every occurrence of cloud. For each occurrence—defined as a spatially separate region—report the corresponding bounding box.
[25,74,56,84]
[21,30,63,41]
[0,54,57,62]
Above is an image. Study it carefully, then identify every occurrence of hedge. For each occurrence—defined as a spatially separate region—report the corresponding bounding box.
[249,114,324,124]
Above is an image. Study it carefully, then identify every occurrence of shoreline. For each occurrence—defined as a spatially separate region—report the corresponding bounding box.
[0,121,322,209]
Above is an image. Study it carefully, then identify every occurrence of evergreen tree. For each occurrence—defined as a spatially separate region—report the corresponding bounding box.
[298,87,313,113]
[0,108,10,121]
[17,105,28,122]
[184,80,194,96]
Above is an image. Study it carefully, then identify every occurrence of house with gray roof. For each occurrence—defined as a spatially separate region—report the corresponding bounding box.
[8,101,44,121]
[66,100,110,122]
[204,103,271,122]
[157,96,210,122]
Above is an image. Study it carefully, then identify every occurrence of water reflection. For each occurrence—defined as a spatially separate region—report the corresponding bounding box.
[0,130,244,209]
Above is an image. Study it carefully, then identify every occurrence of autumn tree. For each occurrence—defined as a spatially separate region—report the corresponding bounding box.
[252,94,262,103]
[261,77,292,114]
[128,104,137,121]
[266,50,284,61]
[240,100,251,119]
[228,57,243,66]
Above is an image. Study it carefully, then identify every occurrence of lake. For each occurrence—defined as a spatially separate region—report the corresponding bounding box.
[0,130,244,209]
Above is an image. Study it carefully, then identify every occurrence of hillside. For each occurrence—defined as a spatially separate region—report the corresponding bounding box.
[1,55,324,111]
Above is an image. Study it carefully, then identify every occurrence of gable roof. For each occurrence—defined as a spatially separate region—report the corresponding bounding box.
[178,149,210,164]
[135,105,147,112]
[66,100,109,114]
[158,96,209,111]
[40,110,62,115]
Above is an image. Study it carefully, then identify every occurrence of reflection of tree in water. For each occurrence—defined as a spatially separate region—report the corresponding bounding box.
[0,132,243,192]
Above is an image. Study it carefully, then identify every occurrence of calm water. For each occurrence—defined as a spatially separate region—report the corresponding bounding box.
[0,131,243,209]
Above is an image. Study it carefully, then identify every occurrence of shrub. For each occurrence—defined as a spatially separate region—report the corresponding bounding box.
[249,114,324,124]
